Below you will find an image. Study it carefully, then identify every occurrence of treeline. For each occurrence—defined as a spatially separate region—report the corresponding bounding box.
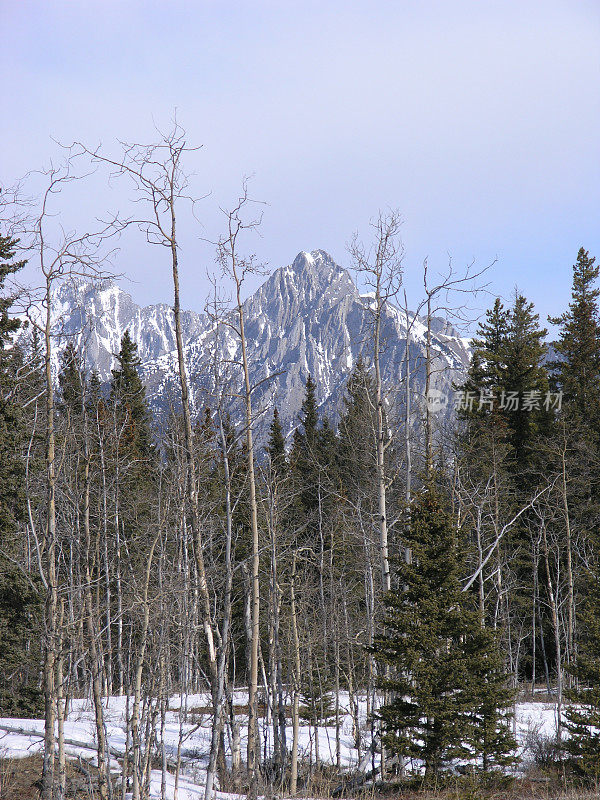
[2,135,600,798]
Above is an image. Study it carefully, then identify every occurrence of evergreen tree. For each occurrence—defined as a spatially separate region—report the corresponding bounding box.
[463,298,510,399]
[0,232,26,541]
[550,251,600,774]
[338,356,378,501]
[0,231,43,715]
[266,407,287,479]
[0,232,25,348]
[462,623,517,773]
[459,294,550,471]
[502,294,550,470]
[317,415,339,486]
[58,342,85,414]
[107,331,157,568]
[110,330,154,457]
[0,569,43,715]
[564,568,600,786]
[564,567,600,783]
[549,248,600,428]
[291,375,321,518]
[373,489,515,780]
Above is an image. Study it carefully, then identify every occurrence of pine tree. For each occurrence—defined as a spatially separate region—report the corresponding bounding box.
[0,231,43,715]
[502,294,550,470]
[549,248,600,429]
[549,251,600,775]
[0,233,25,348]
[266,407,287,479]
[373,489,515,780]
[563,566,600,783]
[291,375,321,518]
[110,330,154,457]
[338,357,378,501]
[462,623,517,773]
[468,298,510,394]
[58,342,85,414]
[317,415,339,486]
[459,294,550,471]
[456,299,512,488]
[0,232,26,541]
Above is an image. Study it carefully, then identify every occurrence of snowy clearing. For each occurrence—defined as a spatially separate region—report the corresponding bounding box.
[0,693,559,799]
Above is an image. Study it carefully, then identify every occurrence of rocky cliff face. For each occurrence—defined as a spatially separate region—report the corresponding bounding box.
[29,249,471,442]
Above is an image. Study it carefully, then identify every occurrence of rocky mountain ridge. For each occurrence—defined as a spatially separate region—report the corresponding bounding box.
[25,249,472,442]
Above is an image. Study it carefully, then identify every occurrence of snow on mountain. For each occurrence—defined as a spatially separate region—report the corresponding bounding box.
[21,250,472,442]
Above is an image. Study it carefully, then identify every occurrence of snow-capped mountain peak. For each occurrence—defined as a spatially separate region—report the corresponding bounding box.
[22,250,471,442]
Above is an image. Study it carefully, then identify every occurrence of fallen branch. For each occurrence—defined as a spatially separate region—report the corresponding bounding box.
[0,723,123,760]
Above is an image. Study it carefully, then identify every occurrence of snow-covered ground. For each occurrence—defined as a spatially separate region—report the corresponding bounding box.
[0,693,559,799]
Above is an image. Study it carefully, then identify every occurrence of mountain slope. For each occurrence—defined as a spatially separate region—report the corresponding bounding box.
[26,250,471,442]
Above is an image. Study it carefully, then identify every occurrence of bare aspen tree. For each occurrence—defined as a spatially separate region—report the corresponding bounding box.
[349,212,403,780]
[418,256,492,476]
[558,421,575,667]
[79,124,220,695]
[82,386,111,800]
[18,157,113,800]
[536,505,564,743]
[216,184,264,796]
[402,290,413,504]
[204,299,236,800]
[131,523,162,800]
[289,549,302,796]
[349,211,403,595]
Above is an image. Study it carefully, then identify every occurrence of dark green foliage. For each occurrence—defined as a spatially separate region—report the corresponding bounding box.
[460,298,509,404]
[110,330,154,458]
[459,293,551,473]
[0,568,43,716]
[564,567,600,783]
[462,623,517,772]
[0,233,26,540]
[0,233,25,349]
[266,407,287,479]
[456,292,554,683]
[299,685,335,727]
[502,295,550,469]
[290,376,341,553]
[58,342,85,414]
[549,248,600,429]
[0,232,43,716]
[104,331,158,573]
[373,489,515,779]
[338,356,378,501]
[291,375,321,516]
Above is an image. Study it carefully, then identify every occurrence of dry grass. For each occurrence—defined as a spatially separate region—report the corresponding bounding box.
[0,754,111,799]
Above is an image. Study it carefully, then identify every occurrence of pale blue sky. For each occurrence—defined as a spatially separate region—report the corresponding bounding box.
[3,0,599,326]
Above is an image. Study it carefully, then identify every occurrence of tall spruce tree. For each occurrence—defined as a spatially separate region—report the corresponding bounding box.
[460,294,550,472]
[563,566,600,783]
[463,298,510,399]
[0,232,26,543]
[58,342,85,414]
[338,357,378,502]
[267,407,287,479]
[110,330,154,458]
[291,375,322,520]
[373,488,515,780]
[0,232,43,715]
[502,294,550,471]
[549,248,600,429]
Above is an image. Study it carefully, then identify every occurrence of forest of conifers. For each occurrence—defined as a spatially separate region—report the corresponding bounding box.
[2,136,600,800]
